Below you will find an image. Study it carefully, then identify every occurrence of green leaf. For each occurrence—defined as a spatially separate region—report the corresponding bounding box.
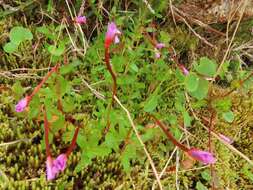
[144,95,158,112]
[219,60,230,79]
[3,42,18,53]
[196,57,217,77]
[90,144,111,157]
[51,114,65,133]
[112,55,125,73]
[75,152,93,173]
[189,78,209,100]
[60,59,82,75]
[48,42,65,56]
[183,111,192,127]
[201,170,211,181]
[62,96,76,112]
[105,129,121,152]
[196,181,208,190]
[12,81,24,97]
[28,95,40,119]
[141,128,157,142]
[121,144,137,172]
[37,26,55,40]
[10,26,33,45]
[130,63,139,73]
[222,111,234,123]
[171,126,182,140]
[57,75,71,96]
[160,31,171,43]
[212,98,231,112]
[185,73,199,92]
[241,164,253,182]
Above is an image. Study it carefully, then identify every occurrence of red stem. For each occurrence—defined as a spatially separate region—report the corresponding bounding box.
[66,127,80,157]
[105,47,117,101]
[43,110,51,157]
[151,115,189,152]
[28,64,59,103]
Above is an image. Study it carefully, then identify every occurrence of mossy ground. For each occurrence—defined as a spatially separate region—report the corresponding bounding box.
[1,1,253,189]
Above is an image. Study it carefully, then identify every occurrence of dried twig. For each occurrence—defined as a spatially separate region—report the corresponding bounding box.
[172,6,215,48]
[114,96,163,190]
[142,0,155,14]
[214,0,248,80]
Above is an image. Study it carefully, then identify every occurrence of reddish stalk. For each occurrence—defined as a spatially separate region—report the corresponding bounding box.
[66,126,80,157]
[105,47,117,102]
[28,64,59,103]
[151,115,189,152]
[103,47,117,136]
[44,110,51,157]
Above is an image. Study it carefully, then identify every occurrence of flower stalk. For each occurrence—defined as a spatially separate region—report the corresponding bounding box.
[15,64,59,112]
[151,115,189,152]
[150,115,216,164]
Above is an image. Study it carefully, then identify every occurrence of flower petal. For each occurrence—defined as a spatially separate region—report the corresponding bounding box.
[156,43,165,49]
[15,97,28,112]
[54,154,67,172]
[105,22,121,47]
[187,148,216,164]
[75,16,86,24]
[46,157,57,180]
[218,133,233,144]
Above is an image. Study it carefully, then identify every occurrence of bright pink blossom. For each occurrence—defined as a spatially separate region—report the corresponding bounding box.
[46,156,57,180]
[54,154,67,171]
[15,97,29,112]
[46,154,67,180]
[75,16,86,24]
[218,133,233,144]
[187,148,216,164]
[105,22,121,48]
[156,43,165,49]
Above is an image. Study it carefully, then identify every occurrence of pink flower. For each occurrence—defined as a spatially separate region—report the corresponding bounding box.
[156,43,165,49]
[218,133,233,144]
[105,22,121,48]
[187,148,216,164]
[46,154,67,180]
[54,154,67,172]
[75,16,86,24]
[46,156,57,180]
[15,97,28,112]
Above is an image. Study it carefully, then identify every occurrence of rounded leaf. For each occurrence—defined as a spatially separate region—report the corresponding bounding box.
[196,57,217,77]
[185,73,199,92]
[222,111,234,123]
[3,42,18,53]
[10,26,33,45]
[189,78,209,100]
